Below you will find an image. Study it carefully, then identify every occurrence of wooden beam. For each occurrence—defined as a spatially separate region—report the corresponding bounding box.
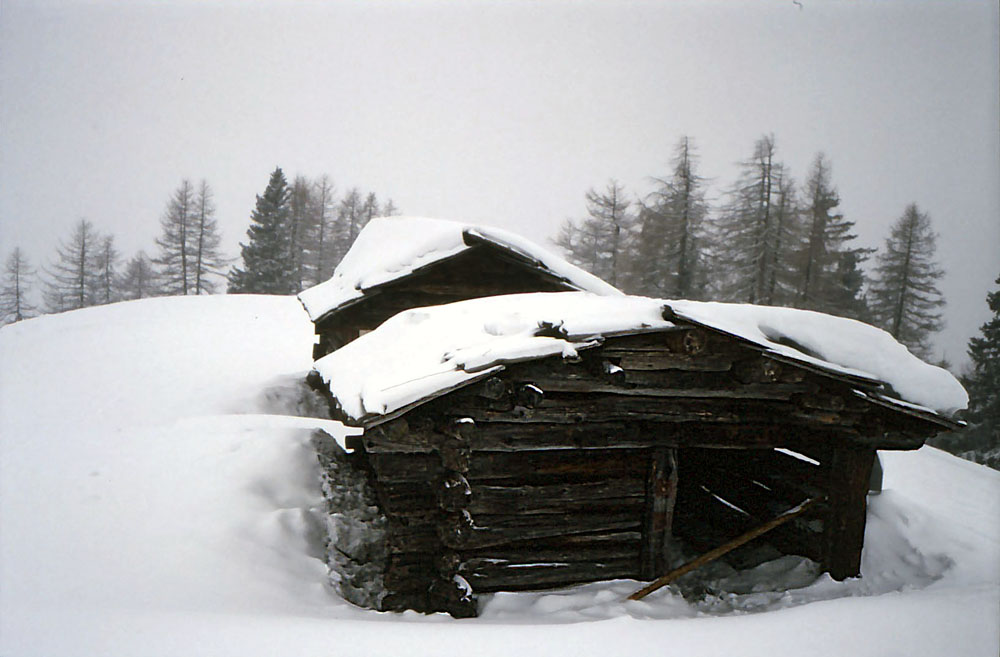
[628,497,824,601]
[823,447,876,580]
[641,447,678,579]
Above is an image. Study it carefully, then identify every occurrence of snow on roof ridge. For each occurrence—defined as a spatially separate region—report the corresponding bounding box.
[297,216,622,322]
[313,292,967,425]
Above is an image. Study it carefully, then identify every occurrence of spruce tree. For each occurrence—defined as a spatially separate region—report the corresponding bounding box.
[796,154,870,318]
[869,203,945,358]
[632,137,709,299]
[826,251,871,322]
[228,167,295,294]
[1,247,37,324]
[961,274,1000,467]
[44,219,101,312]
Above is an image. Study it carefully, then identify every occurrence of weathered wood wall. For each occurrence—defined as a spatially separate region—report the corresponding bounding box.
[329,325,946,616]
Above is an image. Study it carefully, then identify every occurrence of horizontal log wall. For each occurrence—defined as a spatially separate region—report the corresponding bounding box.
[344,326,946,614]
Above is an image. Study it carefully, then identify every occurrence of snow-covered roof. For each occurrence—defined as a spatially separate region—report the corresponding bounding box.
[312,292,967,425]
[297,216,622,322]
[662,301,968,417]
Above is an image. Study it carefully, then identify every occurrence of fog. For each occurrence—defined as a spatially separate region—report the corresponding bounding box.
[1,0,997,366]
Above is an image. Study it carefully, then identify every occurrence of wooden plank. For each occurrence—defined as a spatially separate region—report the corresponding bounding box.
[460,532,641,564]
[444,395,863,428]
[466,421,856,451]
[628,497,824,600]
[823,447,876,580]
[461,557,638,592]
[467,449,648,483]
[369,448,649,484]
[470,479,645,514]
[438,510,642,549]
[615,352,735,372]
[641,447,678,579]
[502,378,814,400]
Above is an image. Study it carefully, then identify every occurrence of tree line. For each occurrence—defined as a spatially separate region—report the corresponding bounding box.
[227,167,396,295]
[555,134,945,360]
[0,167,396,322]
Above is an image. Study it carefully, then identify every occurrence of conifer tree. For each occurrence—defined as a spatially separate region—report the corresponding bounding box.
[154,179,224,295]
[381,199,399,217]
[44,219,101,312]
[961,274,1000,467]
[763,169,801,305]
[868,203,945,358]
[307,175,338,286]
[826,251,871,322]
[711,135,801,305]
[554,180,634,287]
[92,235,121,305]
[796,154,870,317]
[119,251,158,300]
[191,180,226,295]
[228,167,295,294]
[287,175,313,294]
[155,180,195,295]
[339,187,365,248]
[1,247,37,324]
[362,192,380,225]
[632,137,709,299]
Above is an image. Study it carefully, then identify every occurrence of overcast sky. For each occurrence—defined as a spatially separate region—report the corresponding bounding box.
[1,0,997,367]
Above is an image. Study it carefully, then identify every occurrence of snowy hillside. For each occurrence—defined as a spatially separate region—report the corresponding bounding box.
[1,295,997,657]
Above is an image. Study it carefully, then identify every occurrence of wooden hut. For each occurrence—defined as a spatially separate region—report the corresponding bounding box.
[297,216,621,360]
[309,292,966,618]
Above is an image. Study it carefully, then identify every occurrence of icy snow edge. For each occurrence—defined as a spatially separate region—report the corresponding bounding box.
[664,300,967,416]
[297,216,622,322]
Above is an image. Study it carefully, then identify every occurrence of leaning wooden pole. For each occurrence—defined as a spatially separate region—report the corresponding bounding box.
[627,496,824,601]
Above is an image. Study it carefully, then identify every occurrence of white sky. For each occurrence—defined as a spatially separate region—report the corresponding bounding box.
[1,0,997,367]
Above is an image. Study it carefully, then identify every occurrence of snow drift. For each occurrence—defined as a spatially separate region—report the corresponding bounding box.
[0,295,996,657]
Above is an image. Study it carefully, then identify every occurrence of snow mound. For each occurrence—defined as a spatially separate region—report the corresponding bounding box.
[1,295,997,657]
[314,292,965,423]
[297,216,622,322]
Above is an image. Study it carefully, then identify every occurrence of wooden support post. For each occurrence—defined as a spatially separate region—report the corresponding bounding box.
[641,447,678,580]
[823,447,876,581]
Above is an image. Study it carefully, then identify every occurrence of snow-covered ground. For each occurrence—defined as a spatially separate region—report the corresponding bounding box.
[1,295,997,657]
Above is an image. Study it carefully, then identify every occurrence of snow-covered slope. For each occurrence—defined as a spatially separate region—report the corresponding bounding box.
[1,296,997,657]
